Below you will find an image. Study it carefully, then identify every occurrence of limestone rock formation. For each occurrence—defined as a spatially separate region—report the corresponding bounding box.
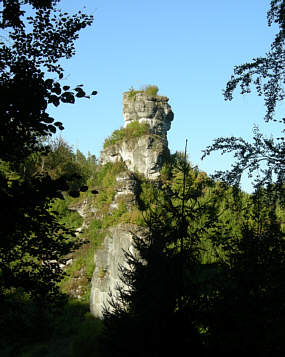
[122,92,173,137]
[100,135,167,180]
[111,171,139,209]
[99,91,174,180]
[90,224,145,318]
[90,90,174,318]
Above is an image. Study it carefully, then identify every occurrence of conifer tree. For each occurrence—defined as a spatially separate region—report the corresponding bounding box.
[207,187,285,355]
[101,148,223,356]
[201,1,285,354]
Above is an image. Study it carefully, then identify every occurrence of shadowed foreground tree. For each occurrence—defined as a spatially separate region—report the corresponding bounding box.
[100,158,285,356]
[201,1,285,355]
[206,187,285,355]
[101,151,225,356]
[0,0,96,302]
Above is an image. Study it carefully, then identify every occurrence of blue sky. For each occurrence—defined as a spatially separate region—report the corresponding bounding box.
[47,0,281,192]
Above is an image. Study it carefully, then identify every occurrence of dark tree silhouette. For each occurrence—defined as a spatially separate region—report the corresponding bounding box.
[0,0,96,302]
[223,0,285,123]
[207,188,285,355]
[101,151,222,356]
[201,1,285,354]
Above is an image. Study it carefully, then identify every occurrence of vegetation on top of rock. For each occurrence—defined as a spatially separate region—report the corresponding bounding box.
[143,84,159,96]
[103,121,151,148]
[127,84,159,99]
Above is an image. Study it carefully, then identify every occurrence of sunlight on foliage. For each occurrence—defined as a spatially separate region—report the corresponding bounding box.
[103,121,151,148]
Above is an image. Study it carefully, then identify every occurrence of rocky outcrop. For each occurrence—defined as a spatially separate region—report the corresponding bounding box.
[99,91,173,180]
[69,199,95,229]
[111,171,139,209]
[100,135,167,180]
[90,224,145,318]
[90,91,174,318]
[122,92,173,137]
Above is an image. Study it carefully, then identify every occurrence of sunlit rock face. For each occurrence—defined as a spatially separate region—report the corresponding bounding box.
[90,91,174,318]
[99,92,174,180]
[122,92,174,137]
[100,135,167,180]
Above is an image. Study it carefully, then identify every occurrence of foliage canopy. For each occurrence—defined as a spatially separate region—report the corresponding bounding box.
[0,0,95,302]
[103,121,151,148]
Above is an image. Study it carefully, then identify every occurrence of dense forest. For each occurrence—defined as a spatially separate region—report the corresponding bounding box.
[0,0,285,356]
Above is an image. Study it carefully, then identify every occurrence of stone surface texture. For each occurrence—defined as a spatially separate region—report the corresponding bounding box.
[122,92,173,136]
[99,92,173,180]
[90,224,144,318]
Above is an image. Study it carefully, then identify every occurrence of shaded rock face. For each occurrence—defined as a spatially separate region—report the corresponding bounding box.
[110,171,139,210]
[99,92,174,180]
[90,224,144,318]
[114,172,138,202]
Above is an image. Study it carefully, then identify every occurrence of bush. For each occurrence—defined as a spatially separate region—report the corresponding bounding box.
[50,196,83,229]
[124,121,150,139]
[143,84,159,96]
[103,121,150,148]
[127,85,159,99]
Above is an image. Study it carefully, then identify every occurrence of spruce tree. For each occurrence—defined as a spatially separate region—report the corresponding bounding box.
[101,148,223,356]
[207,187,285,355]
